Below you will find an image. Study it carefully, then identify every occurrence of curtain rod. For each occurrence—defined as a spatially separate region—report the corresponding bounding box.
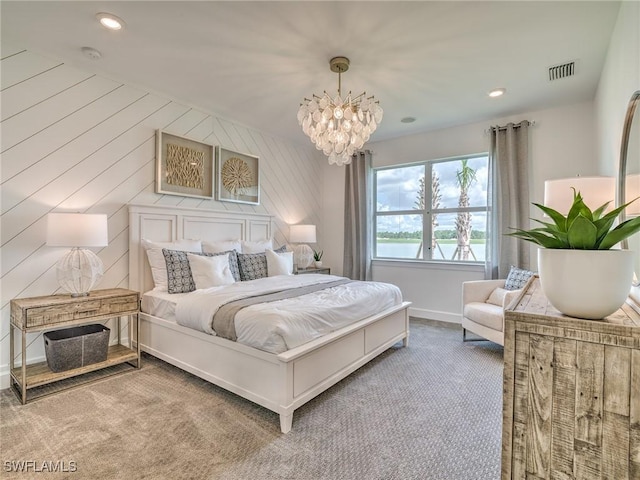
[484,120,535,135]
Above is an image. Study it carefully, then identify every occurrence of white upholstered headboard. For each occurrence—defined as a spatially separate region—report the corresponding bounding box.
[128,204,272,293]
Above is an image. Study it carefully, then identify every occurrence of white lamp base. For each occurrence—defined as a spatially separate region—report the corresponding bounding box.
[294,244,314,269]
[56,248,104,296]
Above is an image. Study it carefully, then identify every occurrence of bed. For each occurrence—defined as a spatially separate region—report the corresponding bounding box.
[129,203,411,432]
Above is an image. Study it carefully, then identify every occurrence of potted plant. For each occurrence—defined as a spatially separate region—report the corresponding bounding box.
[509,189,640,319]
[313,249,324,268]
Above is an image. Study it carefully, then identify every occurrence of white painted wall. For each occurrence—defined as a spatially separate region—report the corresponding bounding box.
[594,0,640,303]
[595,0,640,176]
[323,4,640,324]
[323,101,599,322]
[0,46,324,388]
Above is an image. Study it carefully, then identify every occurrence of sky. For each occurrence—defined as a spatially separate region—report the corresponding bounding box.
[376,156,488,233]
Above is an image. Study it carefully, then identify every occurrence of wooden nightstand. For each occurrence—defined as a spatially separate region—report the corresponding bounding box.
[10,288,140,404]
[296,267,331,275]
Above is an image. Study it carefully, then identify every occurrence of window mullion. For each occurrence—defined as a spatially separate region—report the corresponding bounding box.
[424,162,433,260]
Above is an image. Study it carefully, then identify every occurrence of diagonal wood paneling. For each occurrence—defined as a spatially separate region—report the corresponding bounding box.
[0,47,325,387]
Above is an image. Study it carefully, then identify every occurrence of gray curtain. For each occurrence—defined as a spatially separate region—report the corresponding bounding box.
[343,150,372,280]
[486,121,531,279]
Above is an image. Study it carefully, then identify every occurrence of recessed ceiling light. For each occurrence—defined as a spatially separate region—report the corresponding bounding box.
[401,117,416,123]
[96,12,125,31]
[488,88,506,98]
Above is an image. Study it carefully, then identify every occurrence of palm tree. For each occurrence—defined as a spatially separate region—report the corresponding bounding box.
[414,172,442,259]
[453,159,477,260]
[414,176,425,259]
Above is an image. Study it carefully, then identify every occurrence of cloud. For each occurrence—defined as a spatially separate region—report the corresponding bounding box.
[376,156,489,233]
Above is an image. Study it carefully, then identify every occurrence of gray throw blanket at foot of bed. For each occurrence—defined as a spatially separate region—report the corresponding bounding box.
[213,279,353,341]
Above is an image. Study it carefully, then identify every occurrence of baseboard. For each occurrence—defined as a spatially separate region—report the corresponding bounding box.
[0,366,7,390]
[409,307,461,324]
[0,354,46,390]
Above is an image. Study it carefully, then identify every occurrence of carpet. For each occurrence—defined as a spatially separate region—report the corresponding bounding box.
[0,320,504,480]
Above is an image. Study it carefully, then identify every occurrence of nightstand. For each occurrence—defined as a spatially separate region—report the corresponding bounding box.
[296,267,331,275]
[10,288,140,404]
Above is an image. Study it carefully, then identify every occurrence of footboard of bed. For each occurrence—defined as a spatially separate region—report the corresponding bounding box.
[140,301,411,433]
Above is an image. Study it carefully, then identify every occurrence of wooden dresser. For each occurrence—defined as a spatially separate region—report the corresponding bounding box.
[502,277,640,480]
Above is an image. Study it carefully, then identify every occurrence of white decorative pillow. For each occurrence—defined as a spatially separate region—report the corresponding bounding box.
[265,249,294,276]
[187,253,235,289]
[241,239,273,254]
[486,288,509,306]
[202,240,242,254]
[486,287,522,309]
[142,239,202,290]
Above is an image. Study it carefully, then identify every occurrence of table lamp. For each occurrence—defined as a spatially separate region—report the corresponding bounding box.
[544,176,615,214]
[289,224,316,269]
[47,213,108,296]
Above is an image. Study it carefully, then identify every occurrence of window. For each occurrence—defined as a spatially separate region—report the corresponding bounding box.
[374,154,489,263]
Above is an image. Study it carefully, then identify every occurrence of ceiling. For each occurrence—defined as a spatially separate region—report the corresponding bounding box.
[1,1,621,145]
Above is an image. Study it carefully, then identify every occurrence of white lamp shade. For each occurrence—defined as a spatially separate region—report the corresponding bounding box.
[289,224,317,243]
[625,174,640,216]
[544,176,616,214]
[47,213,108,247]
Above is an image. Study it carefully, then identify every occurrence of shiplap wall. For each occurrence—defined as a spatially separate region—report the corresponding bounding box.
[0,46,324,387]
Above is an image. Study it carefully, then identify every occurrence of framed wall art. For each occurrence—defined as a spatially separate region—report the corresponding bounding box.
[156,130,214,199]
[216,147,260,205]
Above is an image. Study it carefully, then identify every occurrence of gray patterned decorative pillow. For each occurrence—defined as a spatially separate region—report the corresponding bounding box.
[162,249,196,294]
[504,265,535,291]
[237,252,268,281]
[235,246,286,281]
[198,250,241,282]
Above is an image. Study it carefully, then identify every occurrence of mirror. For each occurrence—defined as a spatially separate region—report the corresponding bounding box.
[618,90,640,293]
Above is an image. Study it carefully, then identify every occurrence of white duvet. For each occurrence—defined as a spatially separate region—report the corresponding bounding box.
[174,274,403,354]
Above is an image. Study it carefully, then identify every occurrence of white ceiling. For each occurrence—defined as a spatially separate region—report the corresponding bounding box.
[1,1,621,145]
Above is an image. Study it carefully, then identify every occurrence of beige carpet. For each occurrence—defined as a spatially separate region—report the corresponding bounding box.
[1,320,503,480]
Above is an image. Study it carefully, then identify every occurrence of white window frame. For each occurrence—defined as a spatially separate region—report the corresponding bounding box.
[373,153,489,264]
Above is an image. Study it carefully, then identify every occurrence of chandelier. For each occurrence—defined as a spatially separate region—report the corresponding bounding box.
[297,57,383,166]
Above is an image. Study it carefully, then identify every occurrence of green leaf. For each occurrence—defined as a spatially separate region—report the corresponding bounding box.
[507,229,566,248]
[598,216,640,249]
[593,216,616,248]
[532,203,567,232]
[567,190,593,225]
[591,201,612,221]
[527,225,569,244]
[505,193,640,251]
[567,214,598,249]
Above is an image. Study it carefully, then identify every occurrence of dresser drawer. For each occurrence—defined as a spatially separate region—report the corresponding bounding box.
[25,300,104,327]
[103,294,138,314]
[22,295,138,328]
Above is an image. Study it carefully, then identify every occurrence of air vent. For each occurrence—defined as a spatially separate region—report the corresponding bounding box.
[548,61,575,81]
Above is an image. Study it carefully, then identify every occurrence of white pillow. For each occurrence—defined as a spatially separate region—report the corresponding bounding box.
[265,249,293,276]
[486,287,509,306]
[486,287,522,308]
[187,253,235,288]
[142,239,202,290]
[241,239,273,254]
[202,240,241,254]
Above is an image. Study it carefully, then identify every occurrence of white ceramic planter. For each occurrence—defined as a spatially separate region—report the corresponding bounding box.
[538,248,634,319]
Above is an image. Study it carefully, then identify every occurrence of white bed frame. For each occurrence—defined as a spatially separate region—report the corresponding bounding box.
[129,203,410,433]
